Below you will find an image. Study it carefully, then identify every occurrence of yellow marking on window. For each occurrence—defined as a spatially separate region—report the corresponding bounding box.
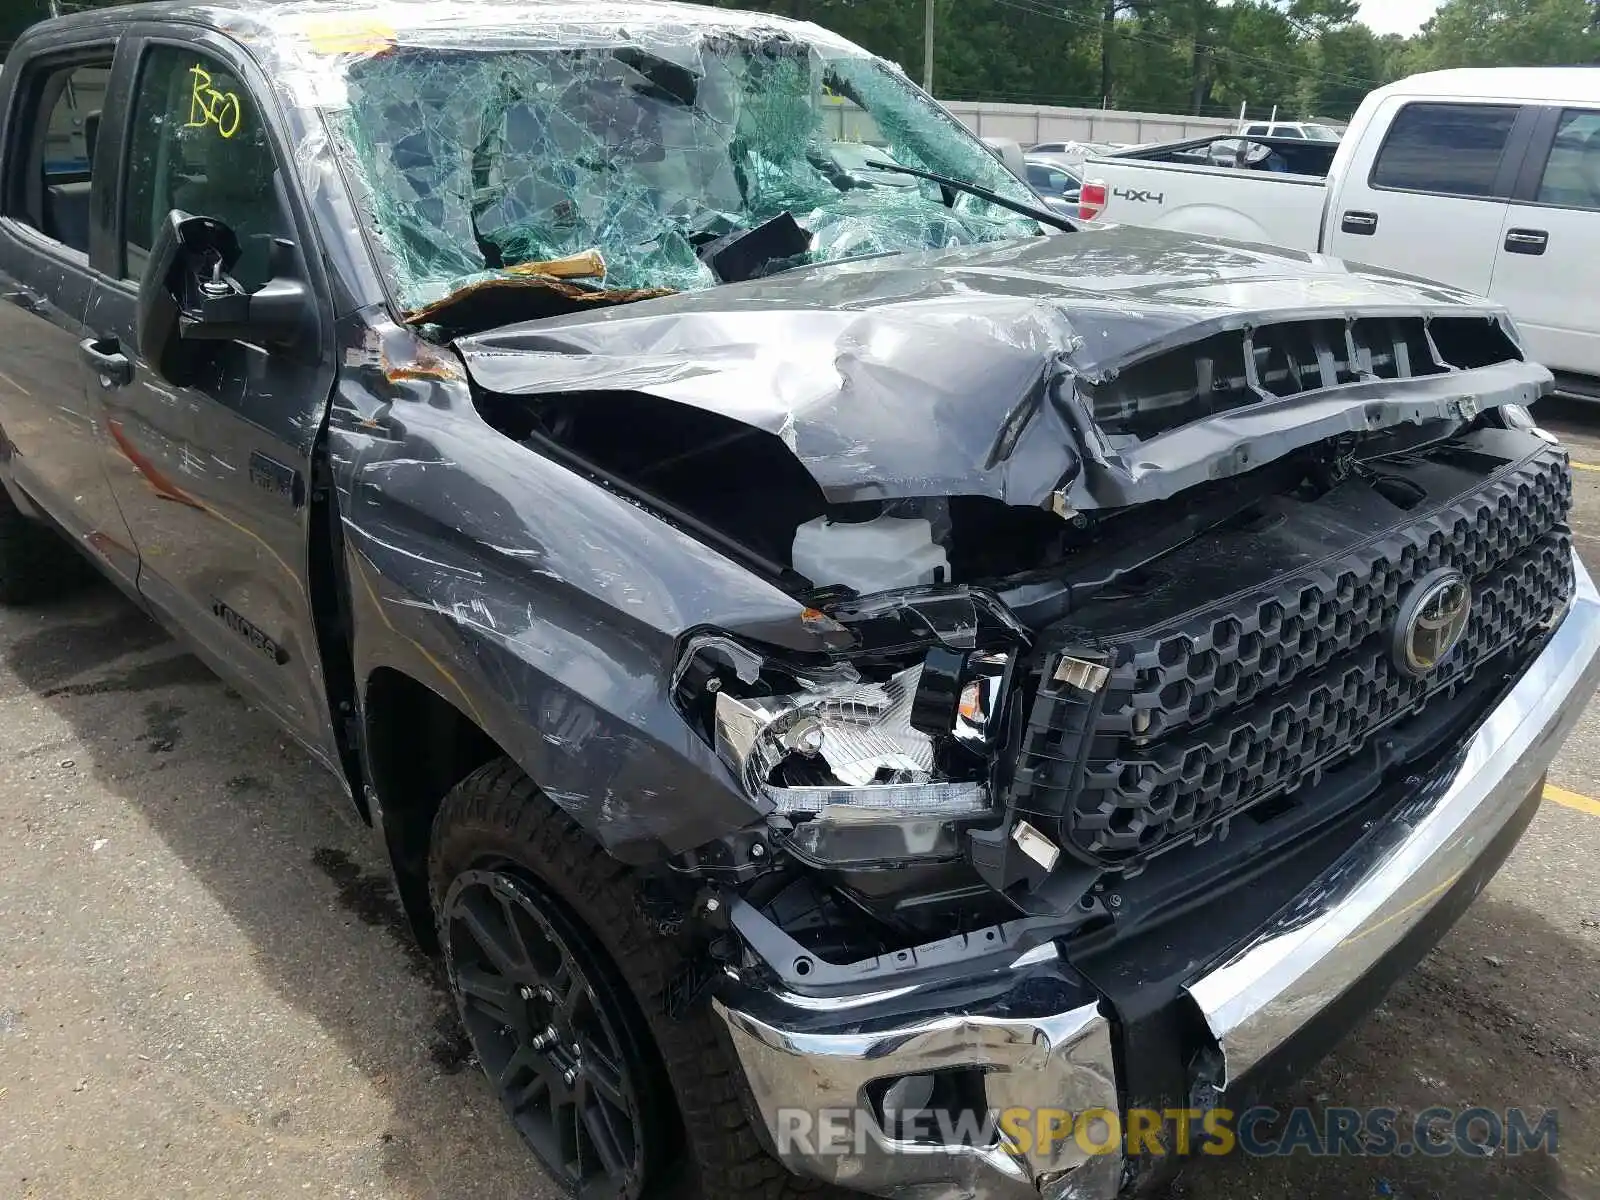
[186,65,241,139]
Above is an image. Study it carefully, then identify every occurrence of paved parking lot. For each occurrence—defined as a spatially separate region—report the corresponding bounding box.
[3,398,1600,1200]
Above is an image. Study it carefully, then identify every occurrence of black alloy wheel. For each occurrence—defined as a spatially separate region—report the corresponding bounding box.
[444,867,647,1199]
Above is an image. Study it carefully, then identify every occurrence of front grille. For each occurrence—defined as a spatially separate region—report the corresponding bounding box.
[1084,314,1522,440]
[1010,449,1574,868]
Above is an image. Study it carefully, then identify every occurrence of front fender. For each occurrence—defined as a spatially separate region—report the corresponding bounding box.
[328,327,831,862]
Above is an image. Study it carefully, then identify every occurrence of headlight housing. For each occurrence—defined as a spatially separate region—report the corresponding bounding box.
[714,658,1001,817]
[1496,402,1561,445]
[673,588,1027,865]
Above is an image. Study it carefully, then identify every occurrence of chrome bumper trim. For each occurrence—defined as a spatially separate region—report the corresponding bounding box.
[1188,550,1600,1085]
[715,554,1600,1200]
[713,998,1120,1200]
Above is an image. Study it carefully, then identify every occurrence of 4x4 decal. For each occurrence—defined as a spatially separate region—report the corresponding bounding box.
[1114,186,1165,205]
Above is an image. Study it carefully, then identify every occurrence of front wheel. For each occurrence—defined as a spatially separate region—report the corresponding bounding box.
[429,759,832,1200]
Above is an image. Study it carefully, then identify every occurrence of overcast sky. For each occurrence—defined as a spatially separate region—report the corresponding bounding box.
[1357,0,1442,36]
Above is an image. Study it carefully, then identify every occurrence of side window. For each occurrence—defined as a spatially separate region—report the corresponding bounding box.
[2,57,113,255]
[1371,102,1520,198]
[122,46,287,289]
[1278,127,1304,139]
[1534,109,1600,211]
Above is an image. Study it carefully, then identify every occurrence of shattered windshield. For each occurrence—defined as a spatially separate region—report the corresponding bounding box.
[330,34,1043,321]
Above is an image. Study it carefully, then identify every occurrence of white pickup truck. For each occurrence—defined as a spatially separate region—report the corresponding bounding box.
[1078,68,1600,391]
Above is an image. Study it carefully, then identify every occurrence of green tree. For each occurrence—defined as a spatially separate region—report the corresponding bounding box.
[2,0,52,60]
[1205,2,1303,119]
[17,0,1596,127]
[1133,0,1227,115]
[1286,0,1360,33]
[4,0,129,61]
[708,0,1104,103]
[1297,22,1388,117]
[1100,0,1155,106]
[1407,0,1600,69]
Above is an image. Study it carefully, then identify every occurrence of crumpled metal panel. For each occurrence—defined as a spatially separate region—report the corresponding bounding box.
[323,314,847,862]
[456,224,1553,508]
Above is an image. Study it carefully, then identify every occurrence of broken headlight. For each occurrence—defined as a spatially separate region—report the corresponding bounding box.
[672,589,1026,865]
[714,658,1002,816]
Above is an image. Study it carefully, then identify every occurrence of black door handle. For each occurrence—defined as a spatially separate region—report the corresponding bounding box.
[79,336,133,387]
[3,288,46,314]
[1341,210,1379,236]
[1504,228,1548,255]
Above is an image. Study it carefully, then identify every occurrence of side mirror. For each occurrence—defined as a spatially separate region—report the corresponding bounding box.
[981,136,1026,180]
[137,210,312,381]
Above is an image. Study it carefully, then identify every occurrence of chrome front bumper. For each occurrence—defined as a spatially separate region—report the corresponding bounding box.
[715,553,1600,1200]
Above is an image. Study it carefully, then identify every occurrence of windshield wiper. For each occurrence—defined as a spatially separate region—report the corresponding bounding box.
[861,158,1077,233]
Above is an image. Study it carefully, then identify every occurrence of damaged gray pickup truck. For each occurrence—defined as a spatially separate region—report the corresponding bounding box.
[3,2,1598,1198]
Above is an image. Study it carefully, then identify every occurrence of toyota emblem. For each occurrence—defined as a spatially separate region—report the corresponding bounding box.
[1392,568,1472,678]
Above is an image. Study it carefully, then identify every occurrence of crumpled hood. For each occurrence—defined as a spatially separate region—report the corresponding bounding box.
[456,225,1541,509]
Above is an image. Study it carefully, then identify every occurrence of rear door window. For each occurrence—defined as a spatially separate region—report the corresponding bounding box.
[2,58,113,256]
[1534,109,1600,210]
[1371,102,1520,198]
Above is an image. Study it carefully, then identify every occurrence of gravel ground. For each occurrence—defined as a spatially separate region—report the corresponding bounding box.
[3,399,1600,1200]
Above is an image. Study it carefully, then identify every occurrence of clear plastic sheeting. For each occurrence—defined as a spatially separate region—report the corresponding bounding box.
[298,2,1041,317]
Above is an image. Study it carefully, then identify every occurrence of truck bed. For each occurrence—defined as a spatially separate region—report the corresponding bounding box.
[1082,134,1335,251]
[1113,133,1341,177]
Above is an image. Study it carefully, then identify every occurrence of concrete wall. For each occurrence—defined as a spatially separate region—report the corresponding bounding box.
[822,95,1241,149]
[940,100,1241,147]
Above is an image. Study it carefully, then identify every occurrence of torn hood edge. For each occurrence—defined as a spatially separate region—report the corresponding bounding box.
[454,282,1554,516]
[1060,355,1551,513]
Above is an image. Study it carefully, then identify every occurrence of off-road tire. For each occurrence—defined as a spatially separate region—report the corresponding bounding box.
[0,487,86,604]
[429,757,845,1200]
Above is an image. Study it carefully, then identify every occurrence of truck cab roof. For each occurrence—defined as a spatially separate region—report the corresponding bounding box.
[1374,65,1600,105]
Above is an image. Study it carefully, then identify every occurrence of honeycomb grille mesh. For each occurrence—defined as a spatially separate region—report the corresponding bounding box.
[1016,451,1574,867]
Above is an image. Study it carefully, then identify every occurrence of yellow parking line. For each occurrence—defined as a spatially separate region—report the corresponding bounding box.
[1545,783,1600,817]
[1570,461,1600,473]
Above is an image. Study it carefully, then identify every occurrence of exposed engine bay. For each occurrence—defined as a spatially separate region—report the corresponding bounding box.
[656,417,1572,979]
[469,308,1533,598]
[471,356,1569,979]
[452,233,1567,984]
